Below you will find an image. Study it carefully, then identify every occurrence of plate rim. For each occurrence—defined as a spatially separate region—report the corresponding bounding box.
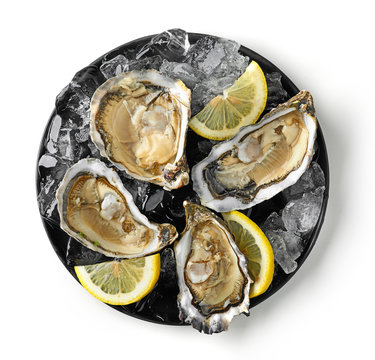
[36,31,330,326]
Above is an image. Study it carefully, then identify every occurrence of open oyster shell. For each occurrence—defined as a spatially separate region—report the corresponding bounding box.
[192,91,318,212]
[56,158,178,258]
[90,69,191,190]
[174,202,251,334]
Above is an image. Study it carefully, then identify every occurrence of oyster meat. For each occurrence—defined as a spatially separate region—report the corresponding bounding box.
[192,91,318,212]
[90,69,191,190]
[174,202,250,334]
[56,158,178,258]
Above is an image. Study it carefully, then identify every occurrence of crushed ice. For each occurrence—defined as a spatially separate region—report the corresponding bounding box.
[261,162,326,274]
[99,30,249,115]
[37,29,326,278]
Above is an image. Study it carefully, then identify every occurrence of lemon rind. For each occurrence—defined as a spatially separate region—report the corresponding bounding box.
[189,61,267,140]
[74,254,160,305]
[222,211,274,298]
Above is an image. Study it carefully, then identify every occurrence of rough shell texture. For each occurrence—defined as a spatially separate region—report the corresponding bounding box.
[56,158,178,258]
[174,202,251,334]
[90,69,191,190]
[192,91,318,212]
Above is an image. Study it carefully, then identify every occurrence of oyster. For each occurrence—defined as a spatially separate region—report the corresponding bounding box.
[174,202,251,334]
[56,158,177,258]
[192,91,318,212]
[90,69,191,190]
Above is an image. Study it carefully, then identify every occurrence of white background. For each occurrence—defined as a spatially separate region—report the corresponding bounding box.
[1,0,374,359]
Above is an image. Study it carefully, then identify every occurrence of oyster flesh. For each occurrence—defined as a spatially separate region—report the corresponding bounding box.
[56,158,178,258]
[192,91,318,212]
[90,69,191,190]
[174,202,251,334]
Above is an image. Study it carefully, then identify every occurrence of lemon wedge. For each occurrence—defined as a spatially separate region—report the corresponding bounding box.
[74,254,160,305]
[189,61,267,140]
[222,211,274,298]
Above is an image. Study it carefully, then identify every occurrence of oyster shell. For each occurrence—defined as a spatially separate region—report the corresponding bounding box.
[90,69,191,190]
[192,91,318,212]
[174,202,251,334]
[56,158,178,258]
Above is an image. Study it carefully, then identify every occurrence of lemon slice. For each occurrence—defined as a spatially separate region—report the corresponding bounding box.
[189,61,267,140]
[222,211,274,298]
[74,254,160,305]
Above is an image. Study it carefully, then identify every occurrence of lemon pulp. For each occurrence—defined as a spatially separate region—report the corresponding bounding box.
[189,61,267,140]
[223,211,274,298]
[74,254,160,305]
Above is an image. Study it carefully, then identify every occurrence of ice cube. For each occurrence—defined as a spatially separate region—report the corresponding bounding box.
[262,212,285,232]
[211,39,249,78]
[124,55,163,72]
[309,162,325,188]
[38,154,58,168]
[220,38,241,54]
[54,82,94,164]
[144,189,164,212]
[213,54,248,79]
[191,74,238,113]
[135,182,151,210]
[72,64,106,99]
[263,229,298,274]
[186,36,248,79]
[39,174,55,196]
[56,128,74,161]
[265,72,289,111]
[185,36,249,113]
[160,60,205,89]
[46,114,62,154]
[283,231,304,260]
[48,159,70,181]
[37,175,58,219]
[136,29,190,61]
[38,79,107,222]
[261,212,304,273]
[273,228,303,261]
[282,162,325,201]
[186,36,226,76]
[100,54,129,79]
[56,81,90,120]
[282,186,325,234]
[74,125,90,143]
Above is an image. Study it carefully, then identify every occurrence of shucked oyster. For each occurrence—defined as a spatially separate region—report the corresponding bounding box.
[192,91,318,212]
[56,158,177,258]
[90,70,191,190]
[174,202,250,334]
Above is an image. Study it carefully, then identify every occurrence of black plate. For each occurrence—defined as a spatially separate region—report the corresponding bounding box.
[36,32,329,325]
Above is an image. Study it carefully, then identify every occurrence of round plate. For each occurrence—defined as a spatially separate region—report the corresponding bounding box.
[36,32,329,326]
